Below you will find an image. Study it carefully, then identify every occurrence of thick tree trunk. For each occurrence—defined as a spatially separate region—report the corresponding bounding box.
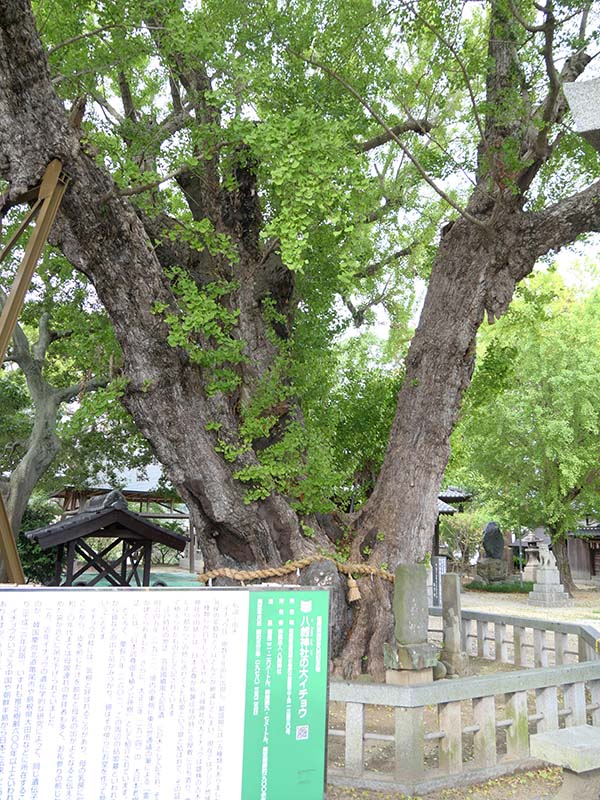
[339,211,546,677]
[0,2,552,672]
[551,534,576,597]
[0,394,62,583]
[6,392,62,536]
[0,0,334,581]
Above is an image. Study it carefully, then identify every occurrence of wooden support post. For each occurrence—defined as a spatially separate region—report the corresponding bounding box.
[579,637,592,663]
[535,686,559,733]
[0,493,25,584]
[0,159,68,584]
[513,625,526,666]
[65,539,76,586]
[476,620,485,658]
[461,618,469,655]
[121,540,128,582]
[472,695,496,768]
[54,543,64,586]
[505,691,529,759]
[438,701,462,774]
[143,541,152,586]
[564,682,587,727]
[345,703,364,778]
[469,618,478,656]
[395,706,424,782]
[189,524,195,573]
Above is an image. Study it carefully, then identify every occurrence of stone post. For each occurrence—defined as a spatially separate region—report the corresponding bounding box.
[384,564,438,685]
[431,555,447,607]
[440,573,469,677]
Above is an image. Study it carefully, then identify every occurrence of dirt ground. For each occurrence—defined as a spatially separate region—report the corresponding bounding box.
[326,766,562,799]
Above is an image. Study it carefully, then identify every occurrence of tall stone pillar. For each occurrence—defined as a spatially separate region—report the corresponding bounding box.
[384,564,438,685]
[440,573,469,677]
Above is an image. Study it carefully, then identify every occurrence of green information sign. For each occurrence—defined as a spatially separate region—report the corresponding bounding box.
[242,590,329,800]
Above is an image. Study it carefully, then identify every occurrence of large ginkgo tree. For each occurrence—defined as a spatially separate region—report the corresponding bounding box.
[0,0,599,676]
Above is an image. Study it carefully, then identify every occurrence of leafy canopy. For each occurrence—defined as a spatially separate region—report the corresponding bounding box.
[449,266,600,536]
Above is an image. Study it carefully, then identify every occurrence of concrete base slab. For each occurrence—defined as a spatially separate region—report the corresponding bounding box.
[530,725,600,773]
[554,768,600,800]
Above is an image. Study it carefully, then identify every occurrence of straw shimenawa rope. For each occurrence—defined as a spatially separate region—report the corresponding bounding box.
[196,555,394,603]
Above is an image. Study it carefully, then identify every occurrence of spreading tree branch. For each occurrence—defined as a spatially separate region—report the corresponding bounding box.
[357,117,434,152]
[57,375,109,404]
[107,165,190,200]
[356,245,414,279]
[32,313,72,365]
[47,24,166,56]
[529,178,600,259]
[289,47,485,228]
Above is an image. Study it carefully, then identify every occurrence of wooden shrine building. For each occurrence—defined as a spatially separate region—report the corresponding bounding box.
[432,487,472,556]
[26,490,187,587]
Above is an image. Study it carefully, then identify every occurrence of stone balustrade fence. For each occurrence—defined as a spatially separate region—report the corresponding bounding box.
[327,610,600,795]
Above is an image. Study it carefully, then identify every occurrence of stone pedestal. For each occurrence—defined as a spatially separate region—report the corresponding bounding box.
[476,557,508,584]
[528,544,571,607]
[530,725,600,799]
[385,667,433,685]
[553,770,600,800]
[385,564,437,684]
[440,573,469,677]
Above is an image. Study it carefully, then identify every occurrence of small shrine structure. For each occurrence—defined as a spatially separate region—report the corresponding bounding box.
[432,487,472,556]
[26,490,187,587]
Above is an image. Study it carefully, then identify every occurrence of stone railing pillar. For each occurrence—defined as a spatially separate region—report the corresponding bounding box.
[384,564,438,685]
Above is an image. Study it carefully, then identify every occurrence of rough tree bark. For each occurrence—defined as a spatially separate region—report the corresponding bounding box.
[0,0,599,678]
[550,533,576,598]
[0,0,331,582]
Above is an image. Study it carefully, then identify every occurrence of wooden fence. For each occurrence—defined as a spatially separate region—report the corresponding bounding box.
[327,611,600,795]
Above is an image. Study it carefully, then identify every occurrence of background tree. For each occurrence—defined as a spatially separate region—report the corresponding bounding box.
[16,497,61,584]
[449,269,600,593]
[439,508,491,575]
[0,249,151,545]
[0,0,600,676]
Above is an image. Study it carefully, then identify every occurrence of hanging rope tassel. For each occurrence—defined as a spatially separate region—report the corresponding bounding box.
[347,576,361,602]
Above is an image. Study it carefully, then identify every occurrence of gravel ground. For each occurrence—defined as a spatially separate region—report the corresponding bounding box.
[461,584,600,627]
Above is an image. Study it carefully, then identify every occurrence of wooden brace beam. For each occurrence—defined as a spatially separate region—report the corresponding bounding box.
[0,159,69,584]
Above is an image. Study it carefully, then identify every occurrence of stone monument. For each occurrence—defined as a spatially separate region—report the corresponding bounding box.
[476,521,509,583]
[439,573,469,677]
[384,564,439,685]
[528,544,571,607]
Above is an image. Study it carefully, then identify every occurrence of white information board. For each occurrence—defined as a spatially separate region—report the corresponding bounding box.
[0,587,329,800]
